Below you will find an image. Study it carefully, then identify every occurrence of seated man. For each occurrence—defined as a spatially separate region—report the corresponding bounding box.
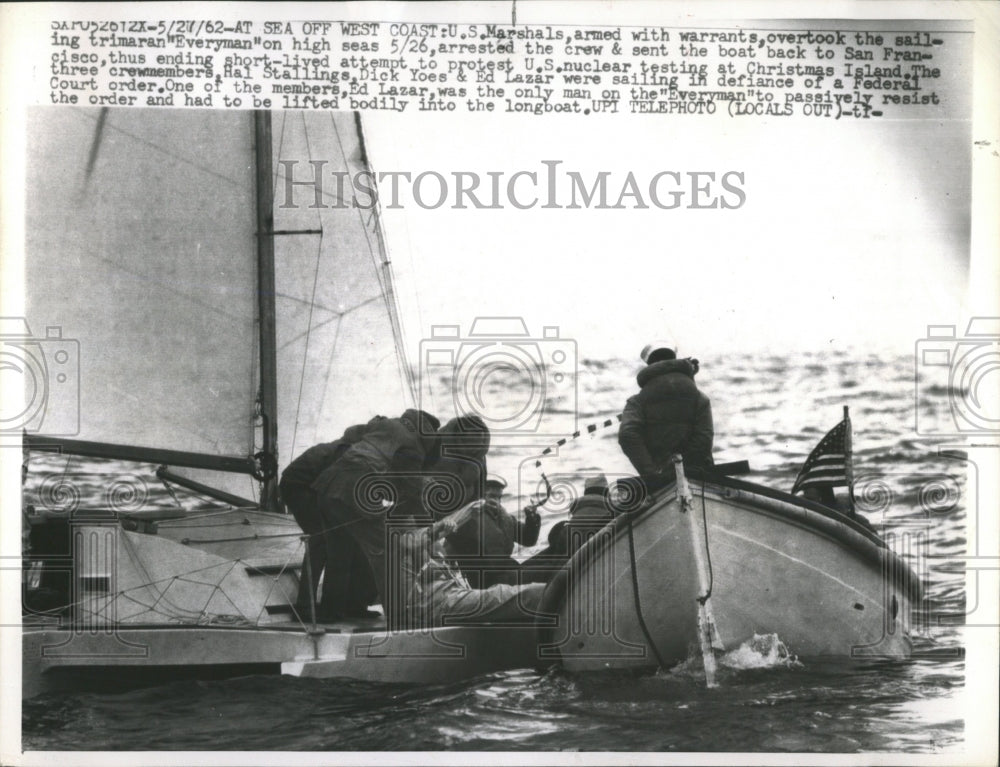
[618,342,714,489]
[394,501,546,630]
[521,475,615,583]
[448,476,541,588]
[429,417,541,587]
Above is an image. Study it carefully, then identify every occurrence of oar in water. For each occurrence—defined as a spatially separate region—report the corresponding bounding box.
[674,454,723,688]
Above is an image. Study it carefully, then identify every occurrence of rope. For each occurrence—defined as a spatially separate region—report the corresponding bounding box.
[625,508,667,670]
[530,414,623,470]
[179,531,304,545]
[159,474,185,508]
[697,477,714,604]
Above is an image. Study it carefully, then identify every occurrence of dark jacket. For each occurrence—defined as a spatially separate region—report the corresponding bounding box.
[279,416,386,491]
[450,502,541,558]
[520,487,615,583]
[618,359,714,477]
[424,453,487,519]
[312,408,441,515]
[567,492,613,520]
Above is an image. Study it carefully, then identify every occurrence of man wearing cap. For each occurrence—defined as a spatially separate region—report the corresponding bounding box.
[618,343,714,486]
[521,474,615,583]
[447,475,541,588]
[312,408,442,619]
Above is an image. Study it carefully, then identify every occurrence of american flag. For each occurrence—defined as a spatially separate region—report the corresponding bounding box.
[792,407,853,494]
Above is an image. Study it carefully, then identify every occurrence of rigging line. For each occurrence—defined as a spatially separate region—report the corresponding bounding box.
[271,110,288,200]
[699,477,714,603]
[154,508,260,525]
[312,315,345,446]
[371,205,418,406]
[296,110,339,410]
[625,508,668,670]
[273,294,382,355]
[287,111,329,459]
[290,230,326,461]
[336,111,417,406]
[159,475,185,509]
[180,531,320,545]
[358,125,419,406]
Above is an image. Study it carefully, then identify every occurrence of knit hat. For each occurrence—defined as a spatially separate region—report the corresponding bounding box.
[640,341,676,364]
[438,414,491,458]
[583,474,608,494]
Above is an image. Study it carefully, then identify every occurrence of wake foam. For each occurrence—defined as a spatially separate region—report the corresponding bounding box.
[660,632,802,681]
[719,632,802,670]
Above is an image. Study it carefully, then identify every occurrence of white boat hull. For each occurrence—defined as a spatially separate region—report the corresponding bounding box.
[22,509,540,698]
[539,478,920,672]
[23,622,539,698]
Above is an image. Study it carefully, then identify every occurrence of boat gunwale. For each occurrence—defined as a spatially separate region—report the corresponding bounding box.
[536,472,924,668]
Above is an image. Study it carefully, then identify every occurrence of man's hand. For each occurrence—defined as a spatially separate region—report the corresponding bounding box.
[431,500,481,538]
[433,517,459,539]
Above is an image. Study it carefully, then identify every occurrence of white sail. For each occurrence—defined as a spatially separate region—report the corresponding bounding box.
[270,111,415,471]
[25,108,259,462]
[24,108,415,506]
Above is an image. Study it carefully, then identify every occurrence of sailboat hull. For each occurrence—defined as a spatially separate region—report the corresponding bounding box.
[539,478,921,672]
[23,623,540,698]
[21,510,541,698]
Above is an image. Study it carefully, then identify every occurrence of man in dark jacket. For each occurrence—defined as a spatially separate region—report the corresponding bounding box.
[280,416,386,618]
[428,415,541,587]
[396,501,546,630]
[448,476,541,587]
[312,408,441,619]
[422,415,492,519]
[618,343,714,484]
[521,474,614,583]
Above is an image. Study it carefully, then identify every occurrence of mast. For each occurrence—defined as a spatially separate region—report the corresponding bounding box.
[255,110,280,512]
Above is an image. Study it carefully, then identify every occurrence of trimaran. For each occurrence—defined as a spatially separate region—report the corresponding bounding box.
[19,108,920,698]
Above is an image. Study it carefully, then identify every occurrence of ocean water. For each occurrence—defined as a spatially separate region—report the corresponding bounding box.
[20,351,968,754]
